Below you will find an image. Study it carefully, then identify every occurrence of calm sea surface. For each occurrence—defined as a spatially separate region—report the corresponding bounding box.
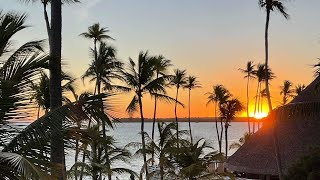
[14,121,252,179]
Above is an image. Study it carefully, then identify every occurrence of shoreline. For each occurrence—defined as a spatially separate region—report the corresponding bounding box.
[118,117,260,123]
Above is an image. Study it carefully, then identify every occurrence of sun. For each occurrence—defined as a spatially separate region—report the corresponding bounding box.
[251,112,268,119]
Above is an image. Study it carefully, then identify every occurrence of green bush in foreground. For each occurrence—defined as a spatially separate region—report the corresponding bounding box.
[285,147,320,180]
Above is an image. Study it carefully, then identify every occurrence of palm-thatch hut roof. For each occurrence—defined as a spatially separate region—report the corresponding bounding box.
[226,76,320,175]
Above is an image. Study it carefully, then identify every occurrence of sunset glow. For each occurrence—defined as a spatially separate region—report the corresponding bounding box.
[250,112,268,119]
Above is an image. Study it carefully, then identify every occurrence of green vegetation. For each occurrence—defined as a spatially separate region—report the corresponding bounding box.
[285,147,320,180]
[0,0,318,179]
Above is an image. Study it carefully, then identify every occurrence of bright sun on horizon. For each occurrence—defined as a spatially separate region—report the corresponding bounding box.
[249,112,268,119]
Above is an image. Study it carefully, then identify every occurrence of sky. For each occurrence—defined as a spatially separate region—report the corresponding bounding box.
[2,0,320,118]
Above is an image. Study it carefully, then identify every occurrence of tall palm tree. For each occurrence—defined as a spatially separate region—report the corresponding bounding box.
[49,0,65,178]
[151,55,172,144]
[259,1,289,178]
[170,69,187,145]
[219,98,243,159]
[150,55,172,166]
[206,85,230,153]
[121,51,175,180]
[80,23,114,95]
[239,61,255,134]
[184,75,201,143]
[258,0,289,110]
[294,84,305,96]
[19,0,80,39]
[280,80,294,105]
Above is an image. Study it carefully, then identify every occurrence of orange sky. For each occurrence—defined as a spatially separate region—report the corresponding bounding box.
[5,0,319,119]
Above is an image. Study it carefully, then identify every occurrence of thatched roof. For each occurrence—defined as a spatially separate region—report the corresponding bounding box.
[226,76,320,175]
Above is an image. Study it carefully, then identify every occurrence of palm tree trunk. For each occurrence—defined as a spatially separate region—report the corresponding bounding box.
[219,117,223,154]
[246,75,251,134]
[265,9,283,180]
[108,174,112,180]
[160,161,164,180]
[253,82,260,133]
[214,102,221,153]
[188,89,193,143]
[225,122,228,160]
[151,73,159,164]
[174,87,179,147]
[138,93,149,180]
[42,3,51,40]
[49,0,65,179]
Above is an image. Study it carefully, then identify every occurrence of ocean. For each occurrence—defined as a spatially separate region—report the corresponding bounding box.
[12,121,252,179]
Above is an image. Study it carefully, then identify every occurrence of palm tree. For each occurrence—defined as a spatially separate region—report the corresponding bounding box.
[239,61,255,134]
[68,125,136,180]
[258,1,289,177]
[80,23,114,94]
[280,80,294,105]
[219,98,243,159]
[30,72,76,118]
[127,122,178,180]
[174,138,223,180]
[170,69,187,146]
[151,55,172,145]
[149,55,172,166]
[49,0,64,178]
[206,85,230,153]
[253,64,275,131]
[19,0,80,39]
[294,84,305,96]
[2,93,116,180]
[184,75,201,143]
[82,42,124,94]
[121,51,175,179]
[258,0,289,110]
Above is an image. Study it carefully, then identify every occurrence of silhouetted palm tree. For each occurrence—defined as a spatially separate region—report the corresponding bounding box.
[150,55,172,166]
[294,84,305,96]
[151,55,172,142]
[280,80,294,105]
[220,98,243,159]
[170,69,187,145]
[253,64,274,131]
[121,51,174,179]
[49,0,65,178]
[80,23,114,95]
[259,1,289,177]
[68,125,136,180]
[184,75,201,143]
[174,138,223,179]
[206,85,230,153]
[239,61,255,134]
[82,42,124,94]
[30,72,76,118]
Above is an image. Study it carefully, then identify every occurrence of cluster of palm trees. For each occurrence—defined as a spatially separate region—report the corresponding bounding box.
[1,0,314,179]
[239,61,307,133]
[206,85,244,159]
